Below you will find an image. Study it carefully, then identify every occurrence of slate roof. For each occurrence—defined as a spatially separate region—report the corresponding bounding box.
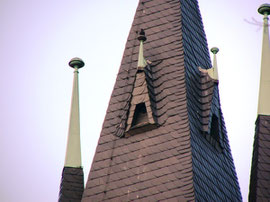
[180,1,241,200]
[59,167,84,202]
[82,0,242,201]
[249,115,270,201]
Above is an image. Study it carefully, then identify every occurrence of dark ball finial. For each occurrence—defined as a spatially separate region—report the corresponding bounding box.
[258,3,270,15]
[69,57,85,69]
[211,47,219,54]
[137,29,147,42]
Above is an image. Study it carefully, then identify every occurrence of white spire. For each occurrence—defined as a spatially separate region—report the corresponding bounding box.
[64,57,84,167]
[257,4,270,115]
[207,47,219,81]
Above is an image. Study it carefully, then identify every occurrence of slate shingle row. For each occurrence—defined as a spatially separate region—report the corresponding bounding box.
[249,115,270,201]
[181,0,242,200]
[59,167,84,202]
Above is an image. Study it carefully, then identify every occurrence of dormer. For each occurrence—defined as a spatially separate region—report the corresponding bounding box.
[125,29,157,136]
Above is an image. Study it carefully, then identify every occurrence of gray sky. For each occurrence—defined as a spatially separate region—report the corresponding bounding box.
[0,0,266,201]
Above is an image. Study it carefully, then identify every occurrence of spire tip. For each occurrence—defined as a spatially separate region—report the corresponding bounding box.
[137,29,147,42]
[69,57,85,69]
[211,47,219,54]
[258,3,270,15]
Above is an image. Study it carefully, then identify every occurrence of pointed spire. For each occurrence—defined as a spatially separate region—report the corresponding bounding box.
[64,57,84,167]
[207,47,219,81]
[137,29,147,70]
[257,4,270,115]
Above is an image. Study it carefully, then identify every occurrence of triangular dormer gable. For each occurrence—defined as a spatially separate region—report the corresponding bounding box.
[198,66,223,152]
[126,65,158,136]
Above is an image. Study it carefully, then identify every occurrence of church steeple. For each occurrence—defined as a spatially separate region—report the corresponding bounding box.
[82,1,241,201]
[249,4,270,201]
[257,3,270,115]
[59,58,84,202]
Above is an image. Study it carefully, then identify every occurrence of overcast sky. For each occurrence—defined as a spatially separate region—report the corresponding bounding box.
[0,0,267,201]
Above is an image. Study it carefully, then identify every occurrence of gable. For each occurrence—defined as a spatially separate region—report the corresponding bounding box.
[125,65,158,136]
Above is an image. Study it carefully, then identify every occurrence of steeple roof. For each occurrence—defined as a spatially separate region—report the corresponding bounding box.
[249,115,270,201]
[82,0,241,201]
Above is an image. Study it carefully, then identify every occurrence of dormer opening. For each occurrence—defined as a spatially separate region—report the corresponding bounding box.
[206,114,222,152]
[131,102,148,128]
[210,114,219,143]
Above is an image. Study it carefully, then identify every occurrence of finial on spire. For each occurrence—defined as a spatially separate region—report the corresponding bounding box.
[137,29,147,70]
[258,3,270,16]
[137,29,147,42]
[64,57,84,167]
[69,57,85,69]
[207,47,219,81]
[211,47,219,55]
[257,4,270,115]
